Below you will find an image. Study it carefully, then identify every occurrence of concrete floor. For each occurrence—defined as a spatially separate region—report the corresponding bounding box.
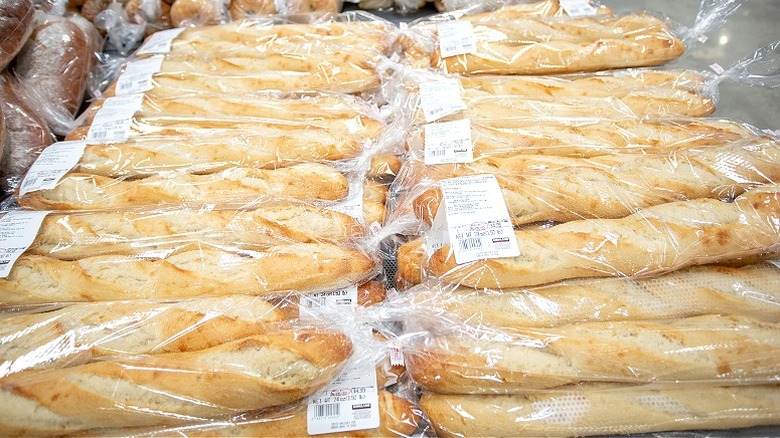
[601,0,780,129]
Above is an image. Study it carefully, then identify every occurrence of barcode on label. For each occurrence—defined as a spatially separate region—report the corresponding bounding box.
[90,131,108,140]
[314,403,340,418]
[458,237,482,251]
[430,149,447,157]
[302,296,327,309]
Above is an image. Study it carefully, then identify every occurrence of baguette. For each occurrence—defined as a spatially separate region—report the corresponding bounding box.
[453,90,713,120]
[18,164,349,210]
[408,263,780,329]
[81,94,382,135]
[0,244,374,305]
[459,70,708,95]
[413,141,780,226]
[80,390,419,437]
[420,385,780,437]
[408,314,780,393]
[105,64,381,96]
[433,14,684,74]
[168,21,392,54]
[427,185,780,288]
[396,237,425,289]
[72,132,364,178]
[420,118,760,159]
[364,179,389,225]
[0,329,353,435]
[0,295,288,377]
[16,203,362,260]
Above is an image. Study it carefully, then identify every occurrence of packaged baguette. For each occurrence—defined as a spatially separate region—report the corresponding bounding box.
[404,314,780,393]
[407,139,780,226]
[0,324,354,435]
[0,204,377,305]
[388,262,780,330]
[396,184,780,289]
[402,1,739,74]
[404,117,765,161]
[99,15,396,96]
[420,384,780,437]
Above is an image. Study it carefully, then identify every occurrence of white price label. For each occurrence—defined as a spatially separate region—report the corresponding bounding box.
[331,182,364,220]
[299,285,359,321]
[87,94,145,143]
[439,174,520,264]
[424,119,473,165]
[419,79,467,123]
[136,28,185,55]
[19,141,88,197]
[307,347,380,434]
[0,211,49,278]
[560,0,598,17]
[115,55,165,95]
[438,21,477,58]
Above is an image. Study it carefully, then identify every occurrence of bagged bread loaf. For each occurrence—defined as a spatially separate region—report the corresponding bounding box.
[428,13,684,74]
[411,140,780,226]
[0,241,375,305]
[420,385,780,437]
[0,295,288,377]
[408,117,762,160]
[14,15,95,135]
[398,185,780,288]
[6,203,363,260]
[0,327,353,435]
[170,0,228,27]
[402,262,780,329]
[407,314,780,393]
[80,390,420,437]
[0,72,55,193]
[18,163,350,210]
[0,0,34,69]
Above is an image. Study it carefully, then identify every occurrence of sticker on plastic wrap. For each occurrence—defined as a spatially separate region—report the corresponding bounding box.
[439,174,520,265]
[136,28,185,55]
[115,55,165,95]
[419,79,467,123]
[424,119,473,165]
[307,350,380,435]
[560,0,598,17]
[86,94,145,143]
[19,141,88,197]
[299,285,359,321]
[332,182,364,220]
[0,211,50,278]
[438,21,476,58]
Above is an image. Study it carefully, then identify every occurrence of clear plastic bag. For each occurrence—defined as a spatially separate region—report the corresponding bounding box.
[14,14,99,135]
[0,203,378,305]
[396,184,780,289]
[419,384,780,437]
[0,0,35,70]
[0,72,55,194]
[402,1,741,75]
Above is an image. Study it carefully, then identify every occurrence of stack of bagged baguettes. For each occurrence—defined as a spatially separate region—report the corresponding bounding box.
[385,0,780,437]
[0,14,422,437]
[2,0,780,436]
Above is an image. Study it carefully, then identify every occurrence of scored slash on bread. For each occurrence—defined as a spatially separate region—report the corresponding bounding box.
[408,314,780,393]
[18,164,349,210]
[0,329,353,436]
[0,244,375,305]
[420,385,780,438]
